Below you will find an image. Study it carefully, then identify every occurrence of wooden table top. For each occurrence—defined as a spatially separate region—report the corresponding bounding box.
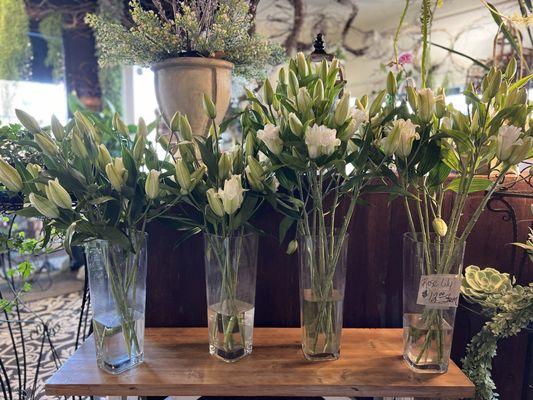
[46,327,475,398]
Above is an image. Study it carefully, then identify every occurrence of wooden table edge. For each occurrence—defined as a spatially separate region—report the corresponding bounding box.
[45,327,476,398]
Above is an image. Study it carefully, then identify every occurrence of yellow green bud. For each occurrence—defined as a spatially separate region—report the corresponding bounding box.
[218,152,232,180]
[296,88,312,114]
[504,58,516,80]
[133,134,145,164]
[47,178,72,209]
[247,156,263,179]
[483,69,501,101]
[263,79,274,106]
[170,111,181,132]
[34,132,59,156]
[288,113,303,136]
[435,88,446,118]
[97,144,112,170]
[175,159,192,192]
[406,86,418,111]
[113,113,129,137]
[288,70,299,98]
[313,79,324,102]
[245,133,255,156]
[203,93,217,119]
[29,192,59,218]
[145,169,160,200]
[15,109,41,133]
[71,128,89,159]
[386,71,397,97]
[432,217,448,237]
[179,115,193,141]
[206,188,224,217]
[334,92,351,126]
[0,157,22,192]
[418,88,436,123]
[369,90,386,117]
[278,67,286,84]
[51,115,65,141]
[286,239,298,255]
[105,158,127,192]
[296,52,308,76]
[246,166,264,191]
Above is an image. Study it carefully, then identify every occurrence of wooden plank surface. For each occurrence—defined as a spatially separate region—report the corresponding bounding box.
[46,328,475,398]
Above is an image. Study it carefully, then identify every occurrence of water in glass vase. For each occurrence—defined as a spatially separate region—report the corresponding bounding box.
[403,313,453,373]
[301,289,344,361]
[92,309,145,374]
[207,300,254,362]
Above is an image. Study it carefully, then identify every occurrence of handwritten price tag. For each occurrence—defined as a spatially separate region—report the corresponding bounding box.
[416,274,462,308]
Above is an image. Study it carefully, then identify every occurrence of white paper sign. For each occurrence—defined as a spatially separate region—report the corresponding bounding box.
[416,274,462,308]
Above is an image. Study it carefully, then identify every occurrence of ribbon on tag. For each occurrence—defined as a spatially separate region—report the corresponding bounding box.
[416,274,462,308]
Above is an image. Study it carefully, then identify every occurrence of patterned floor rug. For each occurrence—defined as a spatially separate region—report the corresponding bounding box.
[0,290,90,400]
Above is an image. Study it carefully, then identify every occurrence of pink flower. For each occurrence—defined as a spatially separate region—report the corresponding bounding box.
[398,52,413,65]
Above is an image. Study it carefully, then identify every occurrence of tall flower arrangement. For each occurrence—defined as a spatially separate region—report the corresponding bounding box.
[242,53,390,359]
[377,63,533,371]
[0,109,172,372]
[159,98,278,361]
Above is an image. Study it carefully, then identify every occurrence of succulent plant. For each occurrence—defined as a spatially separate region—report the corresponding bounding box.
[461,265,514,301]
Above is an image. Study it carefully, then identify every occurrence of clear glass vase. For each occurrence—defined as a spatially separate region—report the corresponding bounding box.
[298,232,349,361]
[204,231,258,362]
[402,232,465,373]
[84,233,147,374]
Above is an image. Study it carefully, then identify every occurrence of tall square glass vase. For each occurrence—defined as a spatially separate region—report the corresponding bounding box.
[298,233,349,361]
[84,233,147,374]
[204,232,258,362]
[402,232,465,373]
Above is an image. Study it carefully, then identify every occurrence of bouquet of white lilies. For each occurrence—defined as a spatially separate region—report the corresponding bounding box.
[242,52,390,360]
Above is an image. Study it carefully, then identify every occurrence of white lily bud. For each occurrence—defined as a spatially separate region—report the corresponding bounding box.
[418,88,436,123]
[288,113,303,136]
[432,218,448,237]
[105,158,127,192]
[175,159,192,193]
[145,169,160,200]
[334,92,351,126]
[47,178,72,209]
[206,188,224,217]
[29,193,59,218]
[0,157,23,192]
[97,144,112,170]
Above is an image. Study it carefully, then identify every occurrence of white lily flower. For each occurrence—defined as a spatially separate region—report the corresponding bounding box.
[304,124,340,159]
[495,125,532,165]
[257,124,283,155]
[218,174,245,215]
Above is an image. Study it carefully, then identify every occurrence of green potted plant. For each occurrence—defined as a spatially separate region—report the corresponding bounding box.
[86,0,283,136]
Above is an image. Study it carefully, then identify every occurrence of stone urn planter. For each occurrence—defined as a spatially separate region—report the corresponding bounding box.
[152,57,234,137]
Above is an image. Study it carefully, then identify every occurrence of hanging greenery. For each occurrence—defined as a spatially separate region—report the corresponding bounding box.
[38,12,64,82]
[0,0,32,80]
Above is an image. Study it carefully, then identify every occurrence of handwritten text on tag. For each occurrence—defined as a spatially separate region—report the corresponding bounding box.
[416,274,462,308]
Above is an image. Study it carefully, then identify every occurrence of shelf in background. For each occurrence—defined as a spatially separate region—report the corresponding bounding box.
[46,327,475,398]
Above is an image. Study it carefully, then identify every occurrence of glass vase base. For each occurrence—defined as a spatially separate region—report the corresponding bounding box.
[403,354,448,374]
[209,344,252,362]
[302,349,340,361]
[97,353,144,375]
